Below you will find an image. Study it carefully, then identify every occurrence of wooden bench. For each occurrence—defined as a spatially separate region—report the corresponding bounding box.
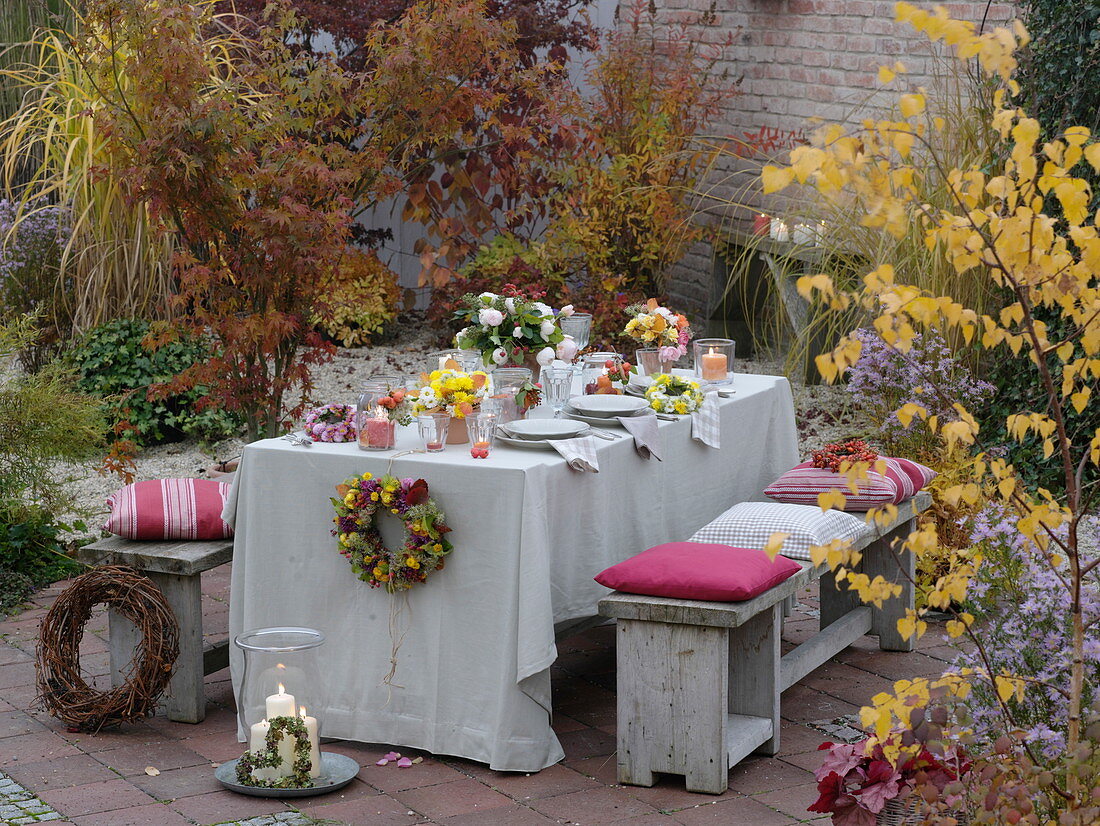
[597,491,930,794]
[76,536,234,724]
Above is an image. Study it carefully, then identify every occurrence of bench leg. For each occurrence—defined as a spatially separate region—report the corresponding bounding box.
[862,519,916,652]
[728,604,781,756]
[108,609,141,687]
[615,619,729,794]
[148,571,206,723]
[819,567,862,630]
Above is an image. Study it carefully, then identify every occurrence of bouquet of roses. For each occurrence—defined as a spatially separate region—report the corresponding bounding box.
[412,369,490,419]
[453,283,579,368]
[623,299,692,362]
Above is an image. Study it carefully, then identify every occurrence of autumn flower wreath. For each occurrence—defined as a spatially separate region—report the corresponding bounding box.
[331,473,453,592]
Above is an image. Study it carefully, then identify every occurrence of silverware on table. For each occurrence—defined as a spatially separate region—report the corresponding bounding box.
[588,430,620,440]
[283,432,313,447]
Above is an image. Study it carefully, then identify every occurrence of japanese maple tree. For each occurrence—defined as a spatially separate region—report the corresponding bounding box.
[79,0,554,438]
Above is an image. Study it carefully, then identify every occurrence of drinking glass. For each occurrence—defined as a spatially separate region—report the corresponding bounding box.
[466,412,498,459]
[558,313,592,355]
[417,413,450,452]
[541,366,573,418]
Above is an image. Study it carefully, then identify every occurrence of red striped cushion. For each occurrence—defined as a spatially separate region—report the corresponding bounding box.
[104,479,233,540]
[764,457,936,510]
[764,462,896,510]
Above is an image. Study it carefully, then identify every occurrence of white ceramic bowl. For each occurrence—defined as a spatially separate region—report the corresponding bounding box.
[504,420,589,440]
[568,395,649,418]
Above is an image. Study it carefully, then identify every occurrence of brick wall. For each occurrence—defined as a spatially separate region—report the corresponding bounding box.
[656,0,1019,317]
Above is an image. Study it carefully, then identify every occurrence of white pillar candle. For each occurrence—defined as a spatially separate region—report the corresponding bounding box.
[299,707,322,779]
[266,684,296,719]
[791,223,815,246]
[248,720,278,782]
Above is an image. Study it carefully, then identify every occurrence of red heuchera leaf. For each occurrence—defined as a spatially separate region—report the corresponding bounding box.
[406,479,430,506]
[854,760,902,813]
[808,773,876,826]
[814,741,865,782]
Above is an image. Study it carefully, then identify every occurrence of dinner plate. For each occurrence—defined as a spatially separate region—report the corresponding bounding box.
[563,402,652,428]
[568,395,649,417]
[496,433,567,451]
[503,419,589,440]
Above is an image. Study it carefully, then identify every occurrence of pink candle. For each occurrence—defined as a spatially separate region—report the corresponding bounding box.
[426,441,443,451]
[753,213,770,236]
[365,416,395,449]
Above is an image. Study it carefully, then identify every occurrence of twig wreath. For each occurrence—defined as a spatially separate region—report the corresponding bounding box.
[36,565,179,731]
[235,715,313,788]
[331,473,453,592]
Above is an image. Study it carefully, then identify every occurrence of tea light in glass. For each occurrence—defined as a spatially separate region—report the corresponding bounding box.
[418,413,450,452]
[466,412,498,459]
[693,338,734,385]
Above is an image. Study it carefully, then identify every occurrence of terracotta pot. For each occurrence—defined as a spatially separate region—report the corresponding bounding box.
[447,416,468,445]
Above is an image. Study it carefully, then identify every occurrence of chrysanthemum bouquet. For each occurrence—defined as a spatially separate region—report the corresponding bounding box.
[623,299,692,362]
[412,369,490,418]
[453,283,578,368]
[644,374,704,415]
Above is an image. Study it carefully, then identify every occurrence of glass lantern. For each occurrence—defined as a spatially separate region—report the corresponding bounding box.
[693,338,735,385]
[581,352,622,395]
[235,627,326,783]
[357,381,396,450]
[428,349,481,374]
[490,367,532,424]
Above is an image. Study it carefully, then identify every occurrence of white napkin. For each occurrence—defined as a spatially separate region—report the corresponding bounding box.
[691,391,721,449]
[618,414,662,460]
[550,437,600,472]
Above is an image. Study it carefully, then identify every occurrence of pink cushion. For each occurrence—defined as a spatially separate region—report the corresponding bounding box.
[764,457,937,510]
[104,479,234,540]
[594,542,802,602]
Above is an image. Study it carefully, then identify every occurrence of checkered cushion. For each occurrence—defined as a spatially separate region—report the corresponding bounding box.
[690,502,874,561]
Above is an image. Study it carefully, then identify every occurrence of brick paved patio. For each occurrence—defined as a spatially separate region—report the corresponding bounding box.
[0,567,957,825]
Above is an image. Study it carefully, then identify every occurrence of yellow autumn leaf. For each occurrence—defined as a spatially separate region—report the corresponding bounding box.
[763,532,789,560]
[878,65,896,83]
[899,93,925,118]
[761,165,794,194]
[1071,386,1091,413]
[817,489,848,512]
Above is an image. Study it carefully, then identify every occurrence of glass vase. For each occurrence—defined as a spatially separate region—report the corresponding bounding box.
[490,367,532,424]
[235,627,326,783]
[581,352,622,395]
[635,348,676,377]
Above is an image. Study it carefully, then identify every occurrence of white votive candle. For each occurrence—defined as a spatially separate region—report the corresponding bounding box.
[299,707,322,778]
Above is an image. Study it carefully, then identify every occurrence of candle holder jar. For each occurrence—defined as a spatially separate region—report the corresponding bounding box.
[581,352,622,395]
[693,338,735,385]
[357,382,397,451]
[234,627,326,783]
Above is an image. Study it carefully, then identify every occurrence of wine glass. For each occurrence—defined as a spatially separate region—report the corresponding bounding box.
[541,366,573,419]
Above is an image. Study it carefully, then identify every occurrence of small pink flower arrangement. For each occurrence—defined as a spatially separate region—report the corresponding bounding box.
[303,403,356,442]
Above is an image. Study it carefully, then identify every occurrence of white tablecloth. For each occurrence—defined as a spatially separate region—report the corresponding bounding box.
[224,374,798,771]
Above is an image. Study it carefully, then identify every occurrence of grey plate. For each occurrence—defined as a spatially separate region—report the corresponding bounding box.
[562,403,653,428]
[496,433,560,451]
[215,752,359,798]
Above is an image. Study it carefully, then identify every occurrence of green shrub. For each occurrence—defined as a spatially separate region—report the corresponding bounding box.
[69,318,240,445]
[310,248,402,347]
